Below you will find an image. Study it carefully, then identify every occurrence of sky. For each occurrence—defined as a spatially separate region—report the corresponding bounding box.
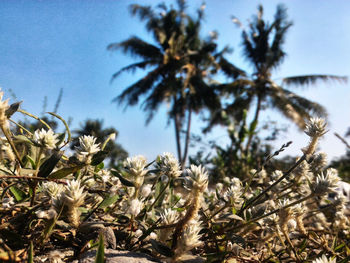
[1,0,350,163]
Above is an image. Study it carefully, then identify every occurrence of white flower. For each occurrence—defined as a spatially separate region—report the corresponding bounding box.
[223,185,243,208]
[1,141,15,162]
[0,89,9,126]
[175,220,203,257]
[33,129,59,149]
[127,198,143,216]
[312,255,336,263]
[2,197,14,208]
[160,208,179,225]
[98,169,110,183]
[35,208,57,220]
[140,184,152,198]
[123,155,148,178]
[134,229,143,238]
[287,219,297,230]
[187,165,208,191]
[62,180,86,207]
[311,169,340,196]
[76,135,100,156]
[41,181,65,199]
[304,117,327,138]
[155,152,182,178]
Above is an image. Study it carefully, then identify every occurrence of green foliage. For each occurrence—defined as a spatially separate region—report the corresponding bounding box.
[95,233,105,263]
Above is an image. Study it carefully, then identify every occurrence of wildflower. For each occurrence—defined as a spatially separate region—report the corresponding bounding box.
[76,135,100,156]
[310,169,340,196]
[0,141,15,162]
[33,129,59,149]
[302,117,327,155]
[124,155,148,178]
[187,165,208,191]
[134,229,143,238]
[62,180,86,207]
[98,169,110,183]
[161,208,179,225]
[127,198,143,216]
[223,185,243,209]
[304,117,327,138]
[155,152,182,178]
[312,255,336,263]
[140,184,152,198]
[2,197,14,208]
[174,220,203,260]
[41,181,65,199]
[287,218,297,230]
[0,89,9,126]
[310,152,328,173]
[35,209,57,220]
[59,180,87,227]
[158,208,180,243]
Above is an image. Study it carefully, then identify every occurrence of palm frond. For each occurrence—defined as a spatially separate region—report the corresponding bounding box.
[188,75,221,113]
[218,56,246,79]
[216,79,254,96]
[107,36,162,60]
[129,4,160,34]
[110,60,156,82]
[113,66,164,107]
[282,75,348,86]
[269,87,328,129]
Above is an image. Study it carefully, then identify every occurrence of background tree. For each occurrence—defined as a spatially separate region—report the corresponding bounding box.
[207,4,347,157]
[108,1,238,167]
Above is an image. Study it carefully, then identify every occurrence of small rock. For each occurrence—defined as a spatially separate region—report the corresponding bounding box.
[79,249,161,263]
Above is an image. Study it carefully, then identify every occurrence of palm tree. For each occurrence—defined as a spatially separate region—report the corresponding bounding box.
[209,4,347,154]
[108,1,231,167]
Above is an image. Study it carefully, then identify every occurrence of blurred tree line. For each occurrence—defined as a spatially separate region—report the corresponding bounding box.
[108,0,347,181]
[15,90,128,168]
[14,1,350,181]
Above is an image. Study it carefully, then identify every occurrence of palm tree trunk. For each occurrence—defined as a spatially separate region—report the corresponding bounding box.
[174,113,182,162]
[181,108,192,168]
[245,95,261,155]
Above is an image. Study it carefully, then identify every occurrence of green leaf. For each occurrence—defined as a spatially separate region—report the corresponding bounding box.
[110,170,135,187]
[9,186,26,202]
[95,233,105,263]
[48,165,84,179]
[47,112,71,144]
[335,243,345,251]
[96,162,104,170]
[5,101,22,118]
[150,239,174,257]
[27,241,34,263]
[91,151,109,166]
[41,205,63,244]
[98,195,119,209]
[248,119,258,134]
[13,135,34,145]
[38,151,63,178]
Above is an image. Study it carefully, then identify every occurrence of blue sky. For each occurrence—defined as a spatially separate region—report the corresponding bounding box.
[1,0,350,161]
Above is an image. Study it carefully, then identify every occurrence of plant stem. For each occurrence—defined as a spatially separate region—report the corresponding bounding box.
[229,194,314,232]
[238,154,306,215]
[147,179,171,211]
[0,124,23,167]
[181,108,192,168]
